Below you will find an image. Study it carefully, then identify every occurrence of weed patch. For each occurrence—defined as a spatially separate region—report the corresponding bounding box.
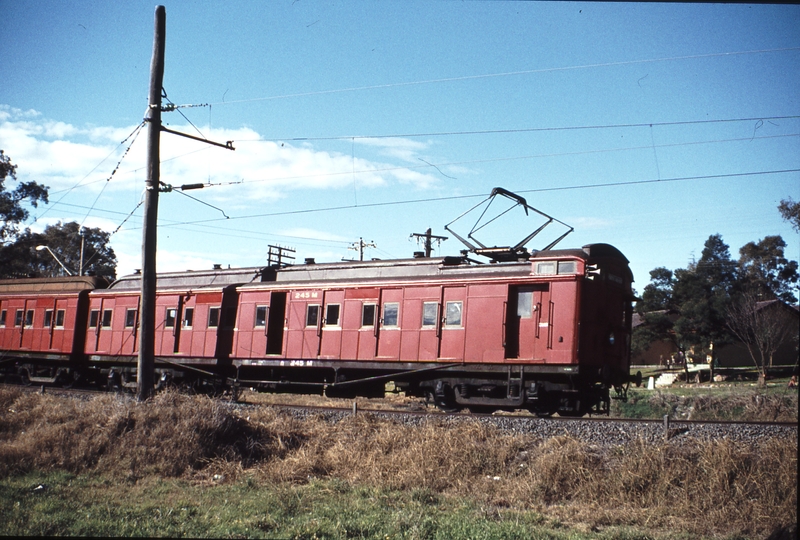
[0,387,796,538]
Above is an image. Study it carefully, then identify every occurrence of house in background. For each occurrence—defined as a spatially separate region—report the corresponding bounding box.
[631,310,680,366]
[715,300,799,369]
[632,301,799,370]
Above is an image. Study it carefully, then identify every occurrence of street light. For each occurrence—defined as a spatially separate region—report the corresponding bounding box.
[35,245,74,276]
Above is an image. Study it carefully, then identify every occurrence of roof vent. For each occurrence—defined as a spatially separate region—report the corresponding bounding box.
[213,264,222,270]
[305,258,315,264]
[133,269,141,275]
[413,251,425,258]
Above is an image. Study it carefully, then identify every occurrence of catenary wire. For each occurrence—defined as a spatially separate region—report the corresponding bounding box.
[170,47,800,108]
[246,116,800,143]
[160,168,800,229]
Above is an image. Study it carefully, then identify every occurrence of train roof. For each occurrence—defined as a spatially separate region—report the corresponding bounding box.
[107,266,265,291]
[254,256,531,286]
[104,243,630,292]
[0,275,108,294]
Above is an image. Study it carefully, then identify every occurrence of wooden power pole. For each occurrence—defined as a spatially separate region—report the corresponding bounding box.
[138,5,166,402]
[410,228,448,257]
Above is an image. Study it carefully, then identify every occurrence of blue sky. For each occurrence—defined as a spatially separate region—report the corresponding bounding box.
[1,1,798,295]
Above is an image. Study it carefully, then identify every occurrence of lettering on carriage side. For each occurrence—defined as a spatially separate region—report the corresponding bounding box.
[294,291,320,299]
[289,359,314,367]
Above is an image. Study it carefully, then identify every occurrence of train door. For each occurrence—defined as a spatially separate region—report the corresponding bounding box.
[189,292,222,357]
[319,290,344,359]
[417,298,440,360]
[117,297,139,356]
[1,299,24,349]
[173,294,195,356]
[547,281,579,364]
[376,288,402,360]
[0,299,9,349]
[18,298,35,349]
[285,290,322,360]
[504,284,549,361]
[214,287,239,363]
[47,297,69,352]
[156,294,181,355]
[438,286,466,360]
[30,298,53,351]
[266,292,286,355]
[94,299,115,353]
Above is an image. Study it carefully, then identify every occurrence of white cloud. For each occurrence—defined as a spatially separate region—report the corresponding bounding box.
[356,137,429,162]
[1,107,442,204]
[1,106,453,276]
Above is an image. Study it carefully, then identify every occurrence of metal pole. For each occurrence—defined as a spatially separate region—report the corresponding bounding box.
[138,5,165,402]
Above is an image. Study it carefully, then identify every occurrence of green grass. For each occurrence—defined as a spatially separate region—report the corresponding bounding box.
[0,471,658,539]
[612,375,798,421]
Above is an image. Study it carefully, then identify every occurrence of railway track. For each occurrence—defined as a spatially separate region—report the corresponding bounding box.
[4,382,794,448]
[232,399,797,447]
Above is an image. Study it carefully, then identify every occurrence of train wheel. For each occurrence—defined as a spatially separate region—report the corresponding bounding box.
[59,370,81,389]
[433,381,459,412]
[18,368,32,386]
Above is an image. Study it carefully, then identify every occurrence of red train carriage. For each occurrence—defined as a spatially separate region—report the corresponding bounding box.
[0,276,106,385]
[0,243,637,416]
[83,266,263,390]
[233,243,635,415]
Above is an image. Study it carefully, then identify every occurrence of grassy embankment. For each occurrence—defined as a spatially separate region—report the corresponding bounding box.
[0,385,796,539]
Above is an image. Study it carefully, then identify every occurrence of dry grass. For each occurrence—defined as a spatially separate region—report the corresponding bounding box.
[0,387,796,538]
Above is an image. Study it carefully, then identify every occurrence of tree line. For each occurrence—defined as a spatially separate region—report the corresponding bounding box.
[1,150,117,281]
[633,200,800,383]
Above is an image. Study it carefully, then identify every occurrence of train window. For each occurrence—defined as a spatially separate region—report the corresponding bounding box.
[536,262,556,275]
[557,261,576,274]
[183,308,194,328]
[89,310,99,328]
[25,309,34,327]
[444,301,463,327]
[15,309,23,327]
[125,309,137,328]
[517,291,533,318]
[383,303,399,327]
[361,304,376,327]
[306,305,320,327]
[255,306,268,327]
[208,307,220,328]
[101,310,112,328]
[165,308,177,328]
[44,310,53,328]
[56,310,65,327]
[325,304,340,326]
[0,310,6,327]
[422,302,438,327]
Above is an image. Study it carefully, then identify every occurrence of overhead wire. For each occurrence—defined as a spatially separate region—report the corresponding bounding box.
[160,167,800,229]
[32,121,146,221]
[79,122,146,229]
[50,129,799,237]
[201,131,800,188]
[175,47,800,108]
[244,115,800,143]
[27,56,800,253]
